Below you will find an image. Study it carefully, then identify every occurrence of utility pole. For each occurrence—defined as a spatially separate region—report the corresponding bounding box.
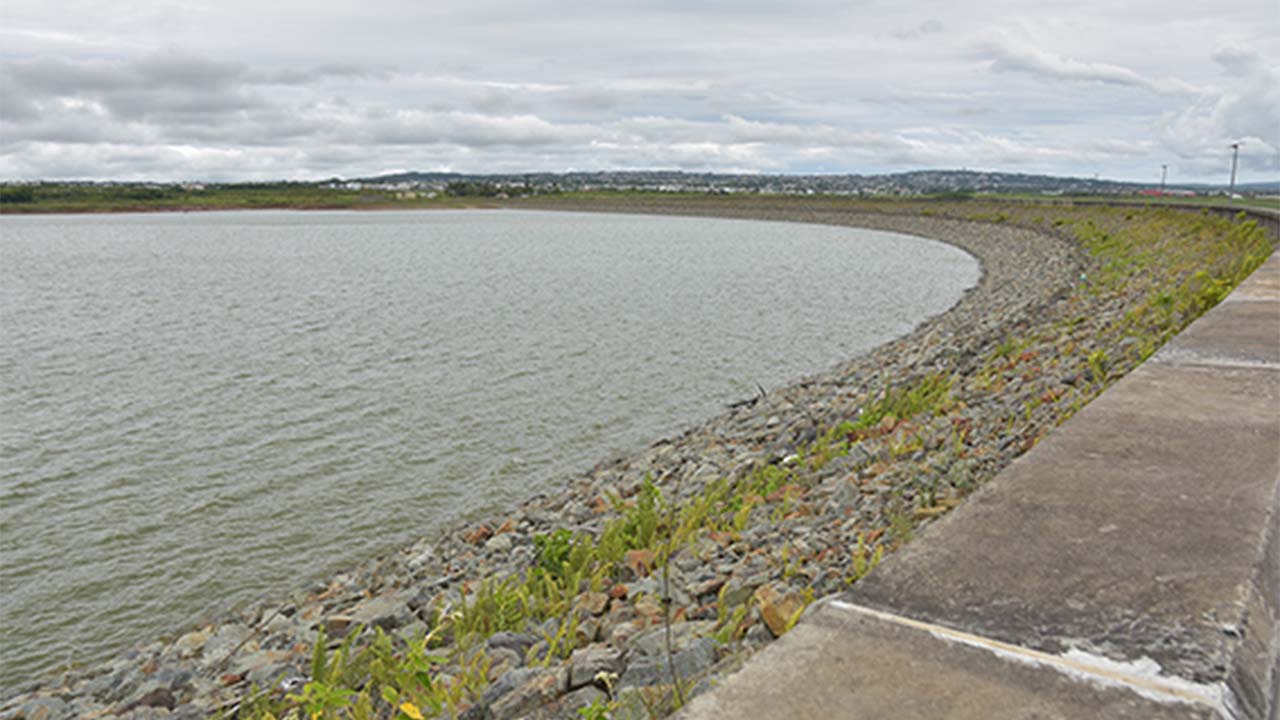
[1228,142,1241,197]
[1160,164,1167,193]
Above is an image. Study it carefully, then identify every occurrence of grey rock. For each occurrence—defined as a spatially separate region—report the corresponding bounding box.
[350,593,410,632]
[99,668,141,704]
[626,621,716,659]
[170,630,209,660]
[200,624,251,667]
[17,698,70,720]
[486,631,537,654]
[487,647,523,678]
[745,622,773,647]
[559,685,608,715]
[625,577,660,598]
[612,688,656,720]
[167,704,204,720]
[617,637,719,690]
[151,668,193,691]
[720,576,765,608]
[121,687,176,712]
[567,646,624,689]
[481,667,540,707]
[394,620,428,644]
[484,534,513,553]
[485,667,568,720]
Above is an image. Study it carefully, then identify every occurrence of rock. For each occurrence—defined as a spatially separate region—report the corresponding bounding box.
[626,577,660,599]
[350,594,410,632]
[685,575,725,599]
[484,667,568,720]
[122,687,176,712]
[98,668,141,703]
[482,667,539,706]
[171,629,210,659]
[484,534,513,553]
[485,631,537,654]
[486,647,523,680]
[744,621,773,647]
[606,620,646,648]
[623,549,655,578]
[719,576,764,608]
[557,685,608,715]
[617,638,719,689]
[322,615,354,638]
[463,525,493,545]
[575,617,602,646]
[626,621,716,658]
[167,704,204,720]
[633,595,663,623]
[17,697,70,720]
[612,688,657,720]
[754,584,805,638]
[150,667,194,692]
[574,591,609,616]
[394,620,429,644]
[567,646,624,689]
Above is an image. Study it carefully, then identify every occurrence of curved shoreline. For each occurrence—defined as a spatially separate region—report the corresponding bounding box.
[35,199,1263,720]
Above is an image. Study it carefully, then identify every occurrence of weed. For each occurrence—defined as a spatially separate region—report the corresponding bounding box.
[848,532,884,582]
[853,374,953,431]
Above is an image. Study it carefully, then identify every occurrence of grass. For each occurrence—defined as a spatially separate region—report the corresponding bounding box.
[0,182,500,214]
[851,374,953,432]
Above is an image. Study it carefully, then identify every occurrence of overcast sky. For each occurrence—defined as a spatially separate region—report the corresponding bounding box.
[1,0,1277,182]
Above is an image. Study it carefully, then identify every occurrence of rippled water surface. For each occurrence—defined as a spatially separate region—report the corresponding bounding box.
[0,209,978,689]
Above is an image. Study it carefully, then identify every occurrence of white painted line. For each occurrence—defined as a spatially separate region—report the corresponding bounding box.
[1220,295,1279,303]
[826,599,1236,718]
[1151,349,1280,371]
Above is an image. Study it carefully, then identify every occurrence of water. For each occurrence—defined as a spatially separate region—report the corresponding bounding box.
[0,209,978,689]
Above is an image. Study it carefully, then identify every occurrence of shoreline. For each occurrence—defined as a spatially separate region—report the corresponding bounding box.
[4,198,1272,720]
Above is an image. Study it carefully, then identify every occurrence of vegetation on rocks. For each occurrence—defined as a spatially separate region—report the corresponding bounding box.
[4,198,1273,720]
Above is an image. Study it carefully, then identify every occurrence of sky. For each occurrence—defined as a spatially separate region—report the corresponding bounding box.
[1,0,1277,183]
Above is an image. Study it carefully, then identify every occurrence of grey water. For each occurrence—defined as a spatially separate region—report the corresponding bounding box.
[0,209,978,690]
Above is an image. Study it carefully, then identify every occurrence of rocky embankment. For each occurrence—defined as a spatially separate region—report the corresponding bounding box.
[9,201,1204,720]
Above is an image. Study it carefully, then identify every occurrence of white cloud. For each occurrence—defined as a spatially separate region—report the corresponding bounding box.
[1157,56,1280,174]
[1,1,1276,181]
[976,34,1203,95]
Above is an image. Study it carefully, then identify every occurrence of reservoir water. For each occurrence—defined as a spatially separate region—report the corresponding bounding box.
[0,209,979,689]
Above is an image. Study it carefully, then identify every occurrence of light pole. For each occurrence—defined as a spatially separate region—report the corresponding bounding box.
[1160,164,1167,193]
[1228,142,1241,197]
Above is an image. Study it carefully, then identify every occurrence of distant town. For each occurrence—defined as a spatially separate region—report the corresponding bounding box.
[4,169,1277,213]
[338,169,1280,199]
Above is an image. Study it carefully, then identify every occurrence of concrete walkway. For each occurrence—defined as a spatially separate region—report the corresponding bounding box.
[679,252,1280,719]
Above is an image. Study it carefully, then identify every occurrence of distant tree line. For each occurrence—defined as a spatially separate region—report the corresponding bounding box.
[1,186,36,203]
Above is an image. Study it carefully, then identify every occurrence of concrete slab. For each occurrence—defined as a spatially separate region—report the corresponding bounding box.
[1223,254,1280,302]
[679,600,1220,720]
[1153,300,1279,368]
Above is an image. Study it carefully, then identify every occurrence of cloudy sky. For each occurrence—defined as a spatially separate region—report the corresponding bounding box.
[1,0,1277,182]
